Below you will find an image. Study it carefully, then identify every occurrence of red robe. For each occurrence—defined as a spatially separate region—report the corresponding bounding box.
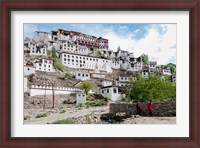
[148,102,153,111]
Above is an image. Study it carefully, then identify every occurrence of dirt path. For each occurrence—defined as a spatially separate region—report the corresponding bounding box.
[24,106,109,124]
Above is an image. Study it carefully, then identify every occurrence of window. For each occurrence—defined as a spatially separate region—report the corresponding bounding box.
[27,68,30,71]
[93,59,95,61]
[32,50,34,53]
[86,74,88,77]
[72,56,74,58]
[90,58,92,61]
[68,59,70,61]
[86,58,88,60]
[107,89,109,93]
[44,69,46,71]
[80,57,82,59]
[39,64,41,66]
[44,65,46,67]
[113,88,117,93]
[64,55,66,57]
[82,74,84,77]
[72,60,74,62]
[102,90,104,93]
[78,73,80,76]
[49,69,50,71]
[80,61,82,63]
[76,60,78,63]
[64,58,66,61]
[68,55,70,57]
[83,95,85,97]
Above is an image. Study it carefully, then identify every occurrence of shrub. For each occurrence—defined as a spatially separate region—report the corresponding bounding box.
[54,60,64,71]
[35,113,48,118]
[65,72,72,79]
[24,116,30,120]
[60,110,66,114]
[53,119,76,124]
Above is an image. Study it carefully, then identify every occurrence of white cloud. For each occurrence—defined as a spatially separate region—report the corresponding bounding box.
[102,24,176,65]
[133,24,176,65]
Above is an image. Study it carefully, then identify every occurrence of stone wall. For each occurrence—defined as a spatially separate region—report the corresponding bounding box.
[110,101,176,117]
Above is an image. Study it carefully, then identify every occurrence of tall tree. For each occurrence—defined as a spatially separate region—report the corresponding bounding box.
[79,81,93,95]
[141,53,149,64]
[51,46,57,62]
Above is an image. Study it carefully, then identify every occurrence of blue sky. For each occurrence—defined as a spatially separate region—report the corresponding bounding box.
[24,23,176,65]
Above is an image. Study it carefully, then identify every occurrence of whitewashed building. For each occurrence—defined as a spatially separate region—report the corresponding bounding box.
[141,70,149,78]
[24,64,36,76]
[162,69,171,76]
[116,75,130,87]
[76,93,86,105]
[34,59,53,72]
[30,44,47,56]
[59,52,112,73]
[62,41,77,52]
[101,80,113,87]
[101,86,123,101]
[75,70,90,80]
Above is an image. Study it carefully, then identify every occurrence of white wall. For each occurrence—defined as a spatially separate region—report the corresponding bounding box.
[61,53,112,73]
[30,45,47,56]
[162,69,172,75]
[24,66,36,76]
[111,60,120,69]
[30,85,83,96]
[35,59,53,72]
[76,93,86,105]
[101,87,122,101]
[75,72,90,80]
[92,73,105,78]
[102,81,112,87]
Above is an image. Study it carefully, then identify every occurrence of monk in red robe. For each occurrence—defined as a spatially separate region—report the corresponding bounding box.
[148,100,153,116]
[136,101,142,116]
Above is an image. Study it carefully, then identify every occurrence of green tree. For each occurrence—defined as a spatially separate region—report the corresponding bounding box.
[168,65,176,74]
[94,49,102,57]
[54,59,64,71]
[79,81,93,95]
[51,47,57,62]
[64,71,72,79]
[126,74,176,103]
[141,53,149,64]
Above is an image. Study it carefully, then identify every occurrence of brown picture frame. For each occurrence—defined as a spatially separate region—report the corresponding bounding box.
[0,0,199,147]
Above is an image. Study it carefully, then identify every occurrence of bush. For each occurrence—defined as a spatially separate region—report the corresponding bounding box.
[35,113,48,118]
[60,110,66,114]
[24,116,30,120]
[65,72,72,79]
[54,60,64,71]
[53,119,76,124]
[79,81,93,95]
